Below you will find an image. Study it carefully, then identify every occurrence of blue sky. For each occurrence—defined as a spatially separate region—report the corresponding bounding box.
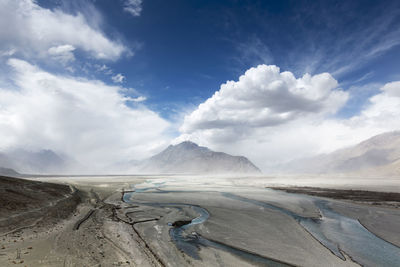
[37,0,400,119]
[1,0,400,172]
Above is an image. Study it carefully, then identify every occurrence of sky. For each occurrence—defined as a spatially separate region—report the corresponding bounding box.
[1,0,400,172]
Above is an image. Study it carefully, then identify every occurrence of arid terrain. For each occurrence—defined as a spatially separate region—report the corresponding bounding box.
[1,175,400,266]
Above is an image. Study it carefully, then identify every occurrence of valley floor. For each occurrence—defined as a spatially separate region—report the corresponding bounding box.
[1,175,399,266]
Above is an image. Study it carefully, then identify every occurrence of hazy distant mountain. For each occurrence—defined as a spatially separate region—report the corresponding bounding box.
[139,141,261,174]
[280,131,400,176]
[0,149,70,174]
[0,167,20,177]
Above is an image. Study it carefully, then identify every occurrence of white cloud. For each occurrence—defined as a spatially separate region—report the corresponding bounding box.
[352,81,400,130]
[1,48,16,57]
[0,59,170,171]
[95,64,113,75]
[48,44,76,64]
[0,0,127,61]
[180,65,348,133]
[123,0,143,17]
[125,96,147,102]
[177,65,400,171]
[112,73,125,83]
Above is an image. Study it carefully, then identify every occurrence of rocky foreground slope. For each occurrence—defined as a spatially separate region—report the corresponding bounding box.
[0,176,80,234]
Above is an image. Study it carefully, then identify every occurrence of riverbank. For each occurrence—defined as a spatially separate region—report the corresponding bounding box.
[269,186,400,208]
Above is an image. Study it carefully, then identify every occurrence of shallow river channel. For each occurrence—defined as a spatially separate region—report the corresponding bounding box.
[123,181,400,266]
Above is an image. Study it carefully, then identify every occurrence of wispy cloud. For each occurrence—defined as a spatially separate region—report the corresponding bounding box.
[123,0,143,17]
[233,36,273,68]
[228,1,400,79]
[294,2,400,77]
[48,44,76,64]
[125,96,147,102]
[112,73,126,83]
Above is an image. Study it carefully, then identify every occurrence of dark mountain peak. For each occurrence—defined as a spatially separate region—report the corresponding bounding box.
[172,141,200,149]
[142,141,261,174]
[180,140,198,146]
[161,141,210,156]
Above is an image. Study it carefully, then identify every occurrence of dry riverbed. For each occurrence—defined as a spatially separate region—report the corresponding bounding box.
[1,175,399,266]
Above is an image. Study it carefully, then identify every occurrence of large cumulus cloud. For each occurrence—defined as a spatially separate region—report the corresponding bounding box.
[180,64,348,137]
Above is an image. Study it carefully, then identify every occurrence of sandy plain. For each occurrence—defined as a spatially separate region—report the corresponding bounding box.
[0,174,399,266]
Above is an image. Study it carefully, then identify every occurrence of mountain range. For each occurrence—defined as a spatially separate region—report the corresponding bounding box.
[2,132,400,176]
[0,142,261,175]
[279,131,400,176]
